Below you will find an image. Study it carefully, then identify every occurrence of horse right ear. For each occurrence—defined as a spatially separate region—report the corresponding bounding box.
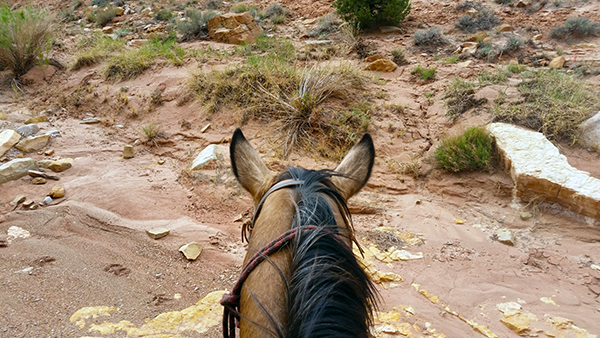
[230,129,272,199]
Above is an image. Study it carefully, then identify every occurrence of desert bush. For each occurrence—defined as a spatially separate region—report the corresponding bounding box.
[0,4,54,77]
[493,70,600,144]
[444,77,486,121]
[455,8,500,32]
[88,6,118,27]
[272,15,285,24]
[434,126,493,172]
[413,27,447,46]
[550,17,600,40]
[411,64,436,80]
[265,3,290,18]
[177,9,218,41]
[391,48,408,65]
[455,1,481,11]
[104,37,184,80]
[308,13,343,37]
[334,0,411,30]
[73,33,126,70]
[504,35,524,51]
[155,9,173,21]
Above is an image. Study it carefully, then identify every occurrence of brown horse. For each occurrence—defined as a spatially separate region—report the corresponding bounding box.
[223,129,378,338]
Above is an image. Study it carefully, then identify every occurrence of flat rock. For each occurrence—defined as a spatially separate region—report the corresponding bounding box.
[24,115,49,124]
[0,158,37,184]
[579,111,600,151]
[179,242,202,260]
[48,186,65,198]
[364,54,385,63]
[12,195,26,205]
[532,34,542,41]
[497,24,513,32]
[519,211,533,220]
[488,123,600,218]
[80,118,100,124]
[146,227,170,239]
[363,59,398,72]
[191,144,229,170]
[38,158,73,172]
[0,130,21,157]
[305,40,333,45]
[379,26,402,34]
[32,177,46,185]
[207,12,263,45]
[28,170,60,180]
[461,42,478,54]
[15,134,51,153]
[16,124,40,137]
[548,56,565,69]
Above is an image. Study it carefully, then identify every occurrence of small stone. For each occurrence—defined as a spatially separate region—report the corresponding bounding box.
[302,18,317,25]
[102,26,114,34]
[179,242,202,260]
[0,234,8,247]
[24,115,49,124]
[305,40,333,45]
[191,144,229,170]
[32,177,46,185]
[457,60,472,67]
[363,59,398,72]
[48,186,65,198]
[29,204,38,210]
[454,219,464,224]
[201,123,211,133]
[519,211,533,220]
[80,117,100,124]
[16,124,40,137]
[37,158,72,172]
[461,42,478,54]
[22,200,34,208]
[15,134,51,153]
[12,195,26,205]
[43,196,53,205]
[115,6,124,16]
[532,34,542,41]
[0,130,21,158]
[379,26,403,34]
[44,149,54,156]
[123,145,134,159]
[158,159,165,165]
[497,229,514,245]
[146,227,170,239]
[497,24,513,32]
[548,56,565,69]
[28,170,60,180]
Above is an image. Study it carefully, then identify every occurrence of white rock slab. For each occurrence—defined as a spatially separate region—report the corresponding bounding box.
[0,158,37,184]
[191,144,228,170]
[0,130,21,157]
[488,123,600,218]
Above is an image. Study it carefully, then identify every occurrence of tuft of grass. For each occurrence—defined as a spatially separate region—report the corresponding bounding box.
[504,35,524,51]
[0,4,55,77]
[88,6,118,27]
[73,33,126,70]
[104,37,184,81]
[506,61,525,73]
[155,9,173,21]
[265,3,290,18]
[455,8,500,33]
[143,123,161,144]
[444,77,486,121]
[272,15,285,24]
[443,55,460,64]
[550,17,600,40]
[434,126,493,172]
[413,27,447,46]
[411,64,436,80]
[493,70,600,144]
[391,48,409,66]
[231,4,258,17]
[478,68,509,84]
[177,9,218,41]
[308,13,342,38]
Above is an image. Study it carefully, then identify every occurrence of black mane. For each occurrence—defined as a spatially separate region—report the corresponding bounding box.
[272,167,378,338]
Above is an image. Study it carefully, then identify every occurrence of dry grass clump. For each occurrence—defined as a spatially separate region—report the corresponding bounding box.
[444,77,486,121]
[434,126,493,172]
[72,33,126,70]
[455,8,500,33]
[0,4,54,77]
[493,70,600,144]
[413,27,447,47]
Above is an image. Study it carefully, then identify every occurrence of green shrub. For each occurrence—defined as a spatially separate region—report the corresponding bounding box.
[550,17,600,40]
[478,68,508,84]
[411,64,436,80]
[391,48,408,65]
[177,9,218,41]
[265,3,290,18]
[413,27,447,46]
[155,9,173,21]
[506,61,524,73]
[0,4,54,77]
[504,35,523,51]
[88,6,118,27]
[73,33,126,70]
[231,4,258,17]
[455,8,500,32]
[493,70,600,144]
[434,126,493,172]
[334,0,411,30]
[272,15,285,24]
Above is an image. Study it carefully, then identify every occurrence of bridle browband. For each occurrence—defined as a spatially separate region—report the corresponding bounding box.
[242,179,304,242]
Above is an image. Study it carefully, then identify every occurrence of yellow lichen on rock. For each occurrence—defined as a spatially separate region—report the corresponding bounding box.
[69,306,118,329]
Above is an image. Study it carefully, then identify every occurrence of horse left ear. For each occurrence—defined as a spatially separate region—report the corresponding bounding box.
[230,129,273,199]
[331,134,375,200]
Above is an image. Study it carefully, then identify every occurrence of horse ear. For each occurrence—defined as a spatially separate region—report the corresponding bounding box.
[230,129,272,199]
[331,134,375,200]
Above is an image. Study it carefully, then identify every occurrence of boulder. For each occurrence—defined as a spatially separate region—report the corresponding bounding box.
[0,130,21,157]
[207,12,263,45]
[548,56,565,69]
[579,111,600,151]
[16,124,40,137]
[15,134,51,153]
[38,158,73,172]
[191,144,228,170]
[0,158,38,184]
[488,123,600,218]
[363,59,398,72]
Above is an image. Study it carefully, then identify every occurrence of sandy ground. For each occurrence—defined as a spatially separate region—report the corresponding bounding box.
[1,0,600,337]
